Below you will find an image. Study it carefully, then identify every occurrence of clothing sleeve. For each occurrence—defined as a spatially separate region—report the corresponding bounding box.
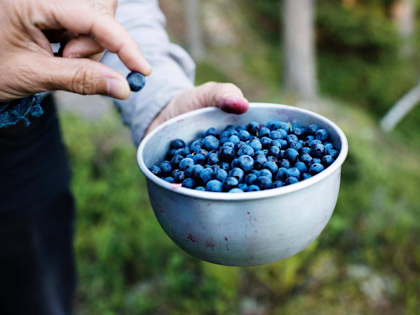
[101,0,196,147]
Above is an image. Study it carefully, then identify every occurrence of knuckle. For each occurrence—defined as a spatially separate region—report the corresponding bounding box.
[71,66,97,95]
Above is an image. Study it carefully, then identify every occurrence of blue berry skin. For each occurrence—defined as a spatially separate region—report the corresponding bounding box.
[315,129,328,141]
[173,170,186,183]
[259,169,273,180]
[223,141,235,148]
[307,124,320,135]
[160,161,173,176]
[292,128,304,137]
[270,140,282,148]
[185,167,193,178]
[229,188,244,193]
[191,165,204,180]
[202,135,220,151]
[220,130,231,139]
[234,141,246,152]
[263,161,278,174]
[267,120,281,130]
[207,153,220,165]
[289,141,302,152]
[170,155,184,168]
[302,173,312,180]
[285,177,299,185]
[322,155,335,167]
[206,180,223,192]
[231,158,239,169]
[272,181,285,188]
[288,167,301,179]
[223,177,239,191]
[258,127,270,137]
[280,159,291,169]
[245,173,258,186]
[301,147,311,155]
[127,72,146,92]
[309,163,325,175]
[247,121,260,135]
[249,139,263,151]
[215,169,228,182]
[311,144,325,158]
[255,150,265,156]
[269,130,283,140]
[278,122,291,132]
[260,137,273,148]
[262,149,269,156]
[237,155,254,172]
[286,134,299,144]
[205,127,219,137]
[238,145,255,157]
[279,150,285,159]
[170,139,186,149]
[324,143,334,152]
[219,146,235,162]
[179,158,194,171]
[267,156,278,164]
[229,167,245,182]
[294,162,308,174]
[328,149,339,159]
[219,162,230,172]
[200,168,215,183]
[238,183,248,191]
[309,139,323,148]
[268,146,281,157]
[239,130,251,141]
[236,125,247,131]
[211,164,221,173]
[250,169,260,176]
[196,186,206,191]
[284,148,299,163]
[278,139,288,148]
[311,158,322,165]
[275,168,291,181]
[229,135,240,144]
[256,176,272,190]
[164,177,175,183]
[193,153,206,165]
[299,153,313,165]
[246,185,260,192]
[304,135,315,143]
[182,178,196,189]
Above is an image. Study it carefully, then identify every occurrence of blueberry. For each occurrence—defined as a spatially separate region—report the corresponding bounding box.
[250,169,260,176]
[206,180,223,192]
[267,120,281,130]
[304,135,315,143]
[255,150,265,156]
[207,153,220,165]
[278,139,288,148]
[247,121,260,135]
[238,183,248,191]
[223,177,239,191]
[237,155,254,172]
[302,173,312,180]
[280,159,291,169]
[182,178,196,189]
[279,129,288,139]
[269,130,282,140]
[211,165,221,173]
[324,143,334,152]
[191,165,204,180]
[229,188,244,193]
[200,168,215,183]
[245,173,258,185]
[229,135,240,144]
[234,141,246,152]
[309,139,323,148]
[195,186,206,191]
[311,144,325,158]
[198,149,208,156]
[164,177,175,183]
[173,170,186,183]
[275,168,291,181]
[284,148,299,163]
[219,146,235,162]
[258,169,273,180]
[179,158,194,171]
[170,139,186,149]
[263,161,278,174]
[220,137,230,145]
[239,130,251,141]
[279,150,285,159]
[219,161,230,172]
[238,145,255,157]
[215,169,228,182]
[289,141,302,152]
[315,129,328,141]
[307,124,320,135]
[301,147,311,155]
[246,185,260,192]
[229,167,245,182]
[127,71,146,92]
[249,139,263,151]
[272,181,285,188]
[202,135,220,151]
[321,155,335,167]
[260,137,272,148]
[294,162,308,174]
[236,125,247,131]
[205,127,219,137]
[268,146,281,157]
[286,134,298,144]
[309,163,325,175]
[160,161,173,176]
[223,141,235,148]
[311,158,322,165]
[292,128,304,137]
[193,153,206,165]
[170,155,184,168]
[256,176,272,190]
[285,177,299,185]
[220,130,231,139]
[166,149,176,160]
[278,121,291,132]
[328,149,339,159]
[258,127,270,137]
[288,167,300,179]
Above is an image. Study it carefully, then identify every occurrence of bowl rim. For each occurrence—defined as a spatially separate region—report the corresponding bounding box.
[137,103,349,201]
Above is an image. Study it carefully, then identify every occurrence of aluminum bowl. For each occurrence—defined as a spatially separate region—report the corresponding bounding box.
[137,103,348,266]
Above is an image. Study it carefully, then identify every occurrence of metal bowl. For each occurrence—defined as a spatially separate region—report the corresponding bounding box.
[137,103,348,266]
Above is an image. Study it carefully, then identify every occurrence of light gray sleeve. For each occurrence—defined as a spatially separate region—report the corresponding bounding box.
[101,0,196,146]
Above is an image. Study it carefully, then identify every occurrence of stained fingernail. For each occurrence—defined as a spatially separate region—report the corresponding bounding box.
[107,79,128,99]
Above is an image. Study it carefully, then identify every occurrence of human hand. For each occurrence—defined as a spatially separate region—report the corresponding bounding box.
[0,0,152,102]
[146,82,249,134]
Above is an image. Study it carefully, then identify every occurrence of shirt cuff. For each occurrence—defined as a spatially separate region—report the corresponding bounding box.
[0,94,44,128]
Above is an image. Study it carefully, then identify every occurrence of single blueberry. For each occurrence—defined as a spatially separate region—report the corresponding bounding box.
[267,156,278,163]
[206,180,223,192]
[311,144,325,158]
[215,169,228,182]
[239,130,251,141]
[245,173,258,185]
[229,135,240,144]
[211,165,221,172]
[315,129,328,141]
[223,177,239,191]
[258,127,270,138]
[279,150,285,159]
[164,177,175,183]
[238,183,248,191]
[294,162,308,174]
[310,158,322,165]
[289,141,302,152]
[309,139,323,148]
[200,168,215,183]
[237,155,254,172]
[202,135,220,151]
[266,120,281,130]
[170,155,184,168]
[234,141,247,152]
[170,139,186,149]
[160,161,173,176]
[219,161,231,172]
[270,140,282,148]
[195,186,206,191]
[275,168,291,181]
[127,71,146,92]
[223,141,235,148]
[292,128,303,137]
[191,165,204,180]
[324,143,334,152]
[248,139,263,152]
[250,169,260,176]
[263,161,278,174]
[309,163,325,175]
[228,188,243,193]
[304,135,315,143]
[236,125,247,131]
[258,169,273,180]
[246,185,260,192]
[285,177,299,185]
[288,167,300,179]
[286,134,298,144]
[301,147,311,155]
[300,153,313,165]
[268,146,281,157]
[205,127,219,137]
[284,148,299,163]
[260,137,273,148]
[255,150,265,156]
[280,159,291,169]
[307,124,320,135]
[278,139,288,148]
[182,178,196,189]
[302,173,312,180]
[220,130,231,139]
[228,167,245,182]
[173,170,186,183]
[272,181,285,188]
[238,145,255,157]
[256,176,272,190]
[247,121,260,135]
[179,158,194,171]
[269,130,282,140]
[219,146,235,162]
[321,155,335,167]
[193,153,206,165]
[207,153,220,165]
[278,121,291,132]
[328,149,339,159]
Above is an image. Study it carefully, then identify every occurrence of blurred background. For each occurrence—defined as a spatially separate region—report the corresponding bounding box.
[55,0,420,314]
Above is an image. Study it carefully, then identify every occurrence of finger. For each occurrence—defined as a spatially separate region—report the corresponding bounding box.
[33,55,131,99]
[62,35,104,59]
[196,82,249,114]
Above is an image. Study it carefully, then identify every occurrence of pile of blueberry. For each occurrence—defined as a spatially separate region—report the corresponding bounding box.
[149,120,340,193]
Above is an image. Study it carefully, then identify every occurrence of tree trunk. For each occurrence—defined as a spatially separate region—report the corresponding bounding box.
[391,0,416,57]
[283,0,317,100]
[185,0,205,61]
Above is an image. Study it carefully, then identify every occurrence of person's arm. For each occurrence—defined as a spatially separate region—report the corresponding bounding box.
[102,0,249,147]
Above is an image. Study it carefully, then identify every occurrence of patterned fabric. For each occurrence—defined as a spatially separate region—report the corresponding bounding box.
[0,94,43,128]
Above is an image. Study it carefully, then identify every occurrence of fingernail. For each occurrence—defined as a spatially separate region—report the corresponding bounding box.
[69,54,81,58]
[107,79,127,99]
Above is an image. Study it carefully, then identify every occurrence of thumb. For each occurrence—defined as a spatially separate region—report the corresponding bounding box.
[34,55,131,99]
